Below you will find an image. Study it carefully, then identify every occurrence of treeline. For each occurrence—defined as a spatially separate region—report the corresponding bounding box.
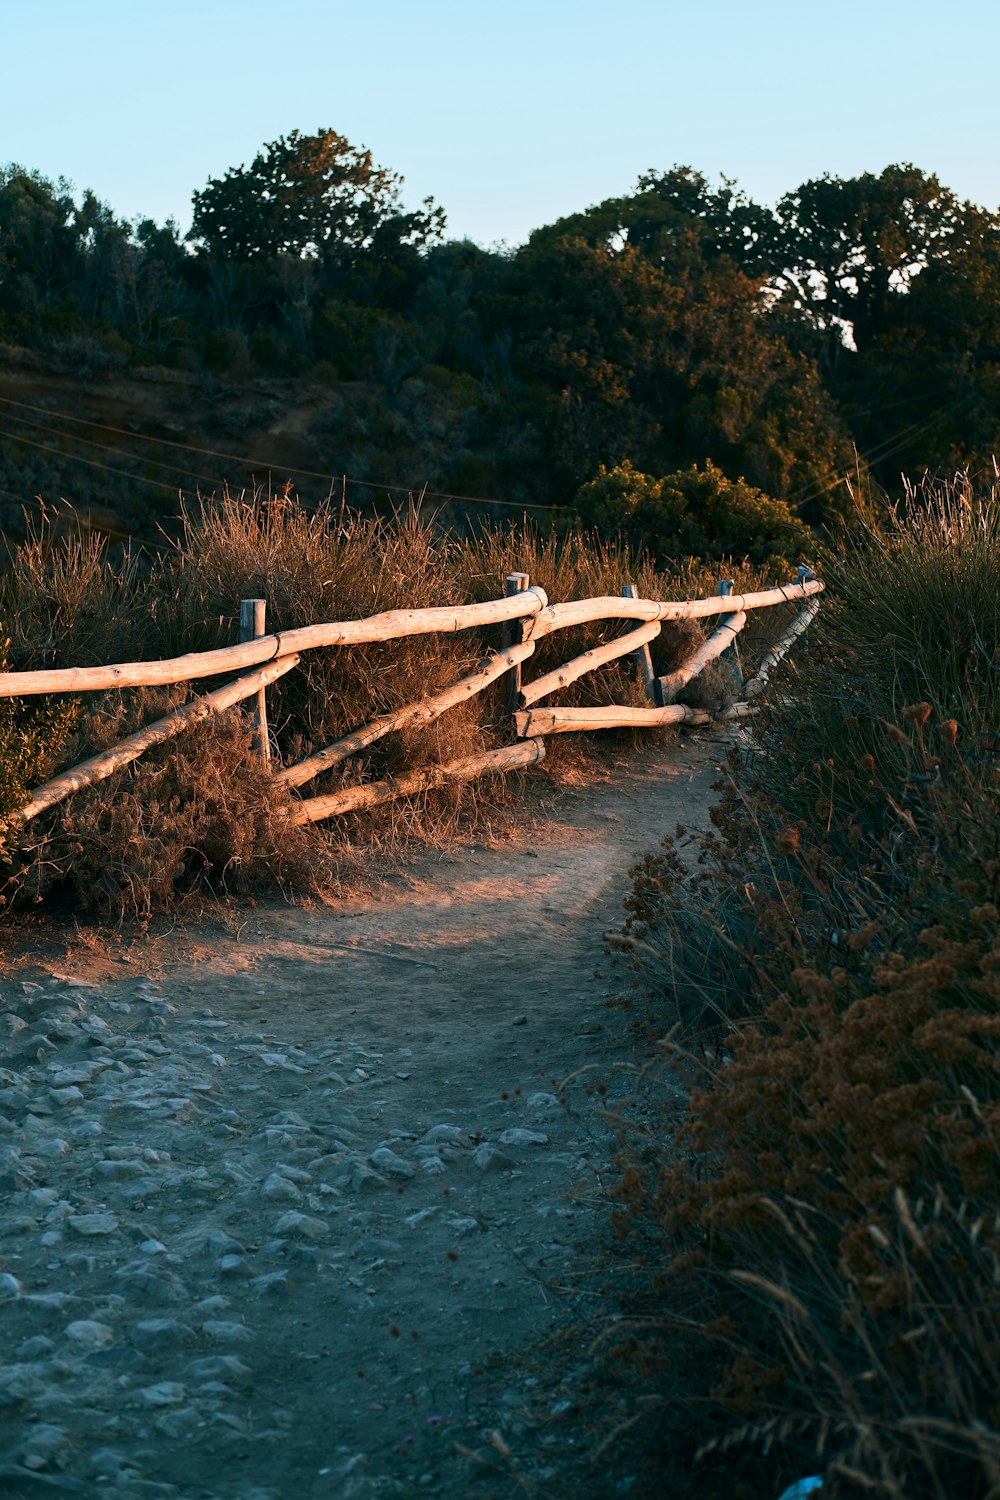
[2,131,999,535]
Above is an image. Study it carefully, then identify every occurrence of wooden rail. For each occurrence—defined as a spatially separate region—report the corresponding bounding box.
[290,739,546,825]
[12,656,300,827]
[0,569,823,831]
[0,588,549,699]
[277,640,537,791]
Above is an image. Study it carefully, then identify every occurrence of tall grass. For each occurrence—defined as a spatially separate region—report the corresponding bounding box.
[609,472,1000,1497]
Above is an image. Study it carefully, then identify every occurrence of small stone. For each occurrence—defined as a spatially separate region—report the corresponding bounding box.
[140,1239,168,1255]
[219,1255,253,1279]
[32,1138,70,1161]
[16,1421,65,1463]
[201,1320,252,1343]
[131,1319,191,1353]
[446,1216,481,1235]
[249,1270,290,1296]
[273,1211,328,1240]
[50,1062,106,1087]
[48,1087,85,1108]
[95,1159,147,1180]
[498,1128,549,1147]
[64,1320,115,1349]
[154,1405,201,1439]
[422,1124,465,1145]
[474,1144,515,1173]
[368,1147,414,1180]
[512,1015,528,1026]
[138,1381,187,1406]
[184,1354,252,1385]
[17,1336,54,1359]
[262,1172,301,1203]
[349,1163,388,1194]
[68,1212,119,1237]
[0,1271,22,1301]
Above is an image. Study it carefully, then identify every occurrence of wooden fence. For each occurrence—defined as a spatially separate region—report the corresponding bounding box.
[0,569,823,830]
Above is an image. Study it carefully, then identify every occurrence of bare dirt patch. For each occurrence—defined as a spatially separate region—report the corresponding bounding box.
[0,738,722,1499]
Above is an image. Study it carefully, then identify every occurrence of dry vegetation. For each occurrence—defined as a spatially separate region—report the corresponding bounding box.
[0,495,787,921]
[606,472,1000,1498]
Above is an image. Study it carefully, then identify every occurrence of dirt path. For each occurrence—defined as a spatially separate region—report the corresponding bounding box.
[0,738,722,1499]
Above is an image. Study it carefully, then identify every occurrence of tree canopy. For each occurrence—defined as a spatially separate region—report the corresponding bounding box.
[188,128,445,265]
[1,142,999,541]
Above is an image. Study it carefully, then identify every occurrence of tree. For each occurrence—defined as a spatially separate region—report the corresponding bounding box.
[188,128,445,266]
[772,165,965,358]
[497,216,852,515]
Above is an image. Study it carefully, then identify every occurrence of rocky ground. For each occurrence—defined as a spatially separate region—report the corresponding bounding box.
[0,740,722,1499]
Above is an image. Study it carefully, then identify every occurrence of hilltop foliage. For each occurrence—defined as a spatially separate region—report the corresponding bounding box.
[2,142,999,542]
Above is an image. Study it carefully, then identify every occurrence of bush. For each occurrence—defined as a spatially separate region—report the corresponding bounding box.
[608,472,1000,1496]
[574,458,814,569]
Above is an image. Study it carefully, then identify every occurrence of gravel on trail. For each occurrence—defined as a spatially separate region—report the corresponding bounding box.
[0,741,721,1499]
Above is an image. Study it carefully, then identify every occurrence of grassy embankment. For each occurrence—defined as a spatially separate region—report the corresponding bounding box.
[607,472,1000,1498]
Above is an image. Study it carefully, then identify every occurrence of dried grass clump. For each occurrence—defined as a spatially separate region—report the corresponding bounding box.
[12,704,327,921]
[608,472,1000,1497]
[0,510,154,670]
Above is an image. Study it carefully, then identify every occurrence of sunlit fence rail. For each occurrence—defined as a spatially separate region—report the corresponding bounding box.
[0,569,823,830]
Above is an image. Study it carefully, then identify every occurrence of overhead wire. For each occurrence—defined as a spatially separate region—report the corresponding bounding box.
[0,393,565,511]
[0,409,232,490]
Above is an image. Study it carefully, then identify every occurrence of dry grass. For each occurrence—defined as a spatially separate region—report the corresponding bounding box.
[606,471,1000,1497]
[0,494,793,920]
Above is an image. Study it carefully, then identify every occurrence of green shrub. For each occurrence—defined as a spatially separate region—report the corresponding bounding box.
[574,458,814,568]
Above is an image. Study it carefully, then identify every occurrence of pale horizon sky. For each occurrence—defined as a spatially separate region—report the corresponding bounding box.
[3,0,998,247]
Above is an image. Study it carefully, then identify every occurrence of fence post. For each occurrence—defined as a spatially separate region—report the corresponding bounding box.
[501,573,530,716]
[622,584,662,705]
[240,598,271,768]
[717,579,744,691]
[795,565,815,651]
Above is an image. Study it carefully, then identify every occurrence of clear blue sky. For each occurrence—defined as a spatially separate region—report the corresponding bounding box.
[3,0,998,245]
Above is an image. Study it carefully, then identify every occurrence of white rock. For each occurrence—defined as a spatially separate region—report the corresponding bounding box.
[138,1381,187,1406]
[65,1320,115,1348]
[201,1320,252,1343]
[273,1211,329,1240]
[32,1138,70,1161]
[423,1123,466,1144]
[183,1354,252,1385]
[262,1172,301,1202]
[498,1128,549,1147]
[474,1144,515,1173]
[0,1271,22,1301]
[95,1158,146,1179]
[48,1086,85,1107]
[68,1211,119,1237]
[446,1216,481,1235]
[368,1147,414,1180]
[131,1319,192,1352]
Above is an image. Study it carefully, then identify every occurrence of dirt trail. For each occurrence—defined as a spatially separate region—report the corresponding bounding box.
[0,739,722,1500]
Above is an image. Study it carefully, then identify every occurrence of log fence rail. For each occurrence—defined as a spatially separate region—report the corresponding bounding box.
[0,571,823,830]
